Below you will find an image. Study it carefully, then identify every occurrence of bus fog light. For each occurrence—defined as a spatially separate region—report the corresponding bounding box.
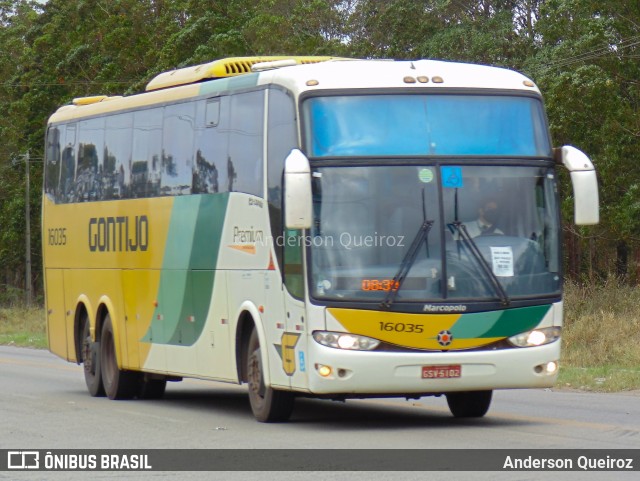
[316,364,332,377]
[508,327,561,347]
[534,361,558,375]
[313,331,380,350]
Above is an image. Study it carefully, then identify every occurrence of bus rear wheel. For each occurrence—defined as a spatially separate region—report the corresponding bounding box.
[100,314,140,400]
[245,328,294,422]
[446,390,492,418]
[81,317,105,397]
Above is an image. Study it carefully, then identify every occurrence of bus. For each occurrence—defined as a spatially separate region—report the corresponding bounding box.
[43,56,599,422]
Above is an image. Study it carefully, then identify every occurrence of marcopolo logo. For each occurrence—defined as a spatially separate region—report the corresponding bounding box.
[8,451,39,470]
[423,304,467,313]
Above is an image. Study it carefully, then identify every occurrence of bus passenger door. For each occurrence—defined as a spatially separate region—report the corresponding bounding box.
[280,228,309,391]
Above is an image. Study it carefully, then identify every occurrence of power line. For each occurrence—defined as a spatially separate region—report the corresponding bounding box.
[527,38,640,78]
[545,37,640,70]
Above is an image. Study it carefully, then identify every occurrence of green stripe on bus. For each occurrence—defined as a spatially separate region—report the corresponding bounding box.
[449,311,501,339]
[143,194,229,345]
[451,304,551,339]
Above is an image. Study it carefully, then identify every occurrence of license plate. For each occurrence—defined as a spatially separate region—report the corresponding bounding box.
[422,365,461,379]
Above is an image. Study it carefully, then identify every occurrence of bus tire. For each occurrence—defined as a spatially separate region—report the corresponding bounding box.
[446,390,492,418]
[246,328,294,422]
[100,314,140,400]
[138,377,167,400]
[81,317,105,397]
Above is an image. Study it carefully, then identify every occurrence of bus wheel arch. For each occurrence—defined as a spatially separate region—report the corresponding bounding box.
[236,311,252,383]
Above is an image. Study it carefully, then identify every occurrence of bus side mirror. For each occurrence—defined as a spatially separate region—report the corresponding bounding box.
[284,149,312,229]
[555,145,599,225]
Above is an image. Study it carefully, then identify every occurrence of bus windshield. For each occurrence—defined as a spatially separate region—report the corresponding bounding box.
[303,94,552,157]
[309,165,561,303]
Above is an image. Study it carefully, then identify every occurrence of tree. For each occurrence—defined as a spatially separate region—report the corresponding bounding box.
[529,0,640,280]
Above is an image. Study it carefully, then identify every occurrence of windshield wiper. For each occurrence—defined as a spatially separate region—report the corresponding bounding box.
[448,221,510,307]
[381,219,434,309]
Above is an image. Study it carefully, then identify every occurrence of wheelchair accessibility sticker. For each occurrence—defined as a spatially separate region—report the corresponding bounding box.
[441,166,464,188]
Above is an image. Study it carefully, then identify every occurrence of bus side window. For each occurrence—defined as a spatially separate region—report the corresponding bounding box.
[194,96,229,194]
[45,125,62,201]
[162,102,195,196]
[228,91,264,197]
[59,123,77,203]
[267,87,298,274]
[132,108,162,198]
[76,117,105,202]
[105,112,133,200]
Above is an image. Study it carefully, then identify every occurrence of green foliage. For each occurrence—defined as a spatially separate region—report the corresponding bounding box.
[0,0,639,303]
[525,0,640,277]
[244,0,348,55]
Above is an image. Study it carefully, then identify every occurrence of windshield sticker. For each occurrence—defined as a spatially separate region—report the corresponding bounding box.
[418,168,434,183]
[490,246,514,277]
[441,166,464,188]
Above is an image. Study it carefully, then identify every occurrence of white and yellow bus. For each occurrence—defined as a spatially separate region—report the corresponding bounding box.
[43,56,599,422]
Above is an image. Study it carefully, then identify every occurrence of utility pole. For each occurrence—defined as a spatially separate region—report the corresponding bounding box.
[25,151,32,307]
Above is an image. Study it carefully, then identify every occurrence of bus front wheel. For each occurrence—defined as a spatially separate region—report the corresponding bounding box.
[446,390,492,418]
[245,328,294,422]
[100,314,140,400]
[138,377,167,400]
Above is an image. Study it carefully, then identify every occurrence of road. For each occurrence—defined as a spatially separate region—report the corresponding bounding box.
[1,345,639,480]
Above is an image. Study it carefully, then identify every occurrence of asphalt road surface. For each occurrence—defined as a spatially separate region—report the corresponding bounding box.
[1,345,638,480]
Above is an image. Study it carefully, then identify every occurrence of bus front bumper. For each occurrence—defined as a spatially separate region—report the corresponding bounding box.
[305,339,561,395]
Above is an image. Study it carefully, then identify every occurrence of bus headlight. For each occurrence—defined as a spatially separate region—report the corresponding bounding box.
[508,327,561,347]
[313,331,380,351]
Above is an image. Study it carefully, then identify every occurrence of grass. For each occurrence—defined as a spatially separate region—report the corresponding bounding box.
[0,306,48,349]
[1,280,639,392]
[558,279,640,393]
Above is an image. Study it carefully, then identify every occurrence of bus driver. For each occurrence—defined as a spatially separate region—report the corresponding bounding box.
[462,197,504,238]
